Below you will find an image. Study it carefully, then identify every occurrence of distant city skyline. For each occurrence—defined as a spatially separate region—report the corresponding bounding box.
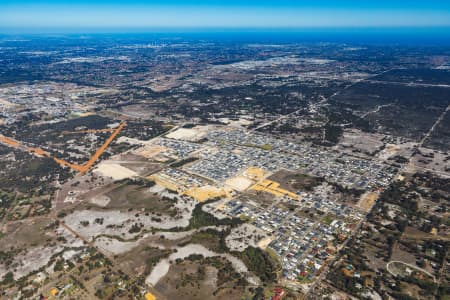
[1,0,450,32]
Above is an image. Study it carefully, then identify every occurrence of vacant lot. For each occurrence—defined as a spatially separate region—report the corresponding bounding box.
[357,192,379,212]
[239,191,279,210]
[269,169,323,192]
[337,129,385,156]
[105,183,177,215]
[94,163,138,180]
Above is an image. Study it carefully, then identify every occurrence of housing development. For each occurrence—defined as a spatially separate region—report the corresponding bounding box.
[0,34,449,300]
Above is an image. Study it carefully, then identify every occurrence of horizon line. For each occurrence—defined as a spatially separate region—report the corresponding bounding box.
[2,26,450,34]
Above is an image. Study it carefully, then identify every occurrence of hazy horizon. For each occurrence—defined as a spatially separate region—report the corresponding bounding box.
[1,27,450,46]
[1,0,450,32]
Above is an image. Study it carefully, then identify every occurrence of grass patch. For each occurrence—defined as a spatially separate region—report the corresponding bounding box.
[297,275,312,284]
[260,144,273,151]
[242,143,273,151]
[239,215,252,222]
[322,214,334,225]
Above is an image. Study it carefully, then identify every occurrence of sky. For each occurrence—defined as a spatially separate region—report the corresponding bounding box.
[1,0,450,32]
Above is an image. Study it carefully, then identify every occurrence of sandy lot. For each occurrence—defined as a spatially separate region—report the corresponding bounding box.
[166,127,206,141]
[183,185,231,202]
[95,236,141,255]
[0,97,15,108]
[217,118,253,126]
[116,136,151,146]
[257,236,275,250]
[338,129,384,156]
[250,179,300,200]
[89,194,111,207]
[377,142,417,161]
[225,176,254,191]
[135,145,169,159]
[94,162,138,180]
[357,192,379,212]
[243,167,267,181]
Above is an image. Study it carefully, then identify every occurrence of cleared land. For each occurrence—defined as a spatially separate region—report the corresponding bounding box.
[94,162,138,180]
[183,186,232,202]
[225,176,254,191]
[251,179,300,200]
[165,127,207,141]
[103,182,178,214]
[357,192,379,212]
[268,169,324,192]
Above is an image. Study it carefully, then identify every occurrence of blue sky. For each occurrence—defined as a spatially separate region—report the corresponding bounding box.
[1,1,450,31]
